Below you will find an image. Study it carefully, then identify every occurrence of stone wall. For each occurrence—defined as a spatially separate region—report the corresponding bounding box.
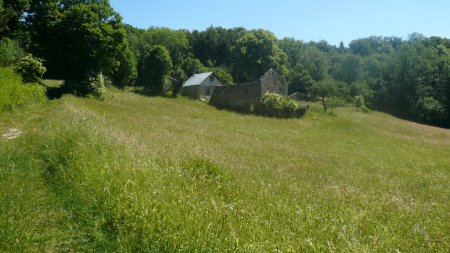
[209,69,287,112]
[261,69,288,96]
[210,81,261,112]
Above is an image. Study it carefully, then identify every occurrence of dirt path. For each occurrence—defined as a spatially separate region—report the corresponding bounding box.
[2,128,22,140]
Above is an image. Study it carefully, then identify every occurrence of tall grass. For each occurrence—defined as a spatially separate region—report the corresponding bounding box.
[1,91,449,252]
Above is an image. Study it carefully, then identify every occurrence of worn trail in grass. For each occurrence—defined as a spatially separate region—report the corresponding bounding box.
[1,90,449,252]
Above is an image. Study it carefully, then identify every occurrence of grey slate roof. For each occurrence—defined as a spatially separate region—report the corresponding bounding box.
[183,72,213,87]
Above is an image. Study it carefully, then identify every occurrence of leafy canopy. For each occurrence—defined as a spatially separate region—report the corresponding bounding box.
[0,0,29,37]
[25,0,135,90]
[310,79,338,112]
[138,45,173,95]
[233,29,288,83]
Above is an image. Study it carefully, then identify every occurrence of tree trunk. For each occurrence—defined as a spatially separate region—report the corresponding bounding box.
[321,97,327,112]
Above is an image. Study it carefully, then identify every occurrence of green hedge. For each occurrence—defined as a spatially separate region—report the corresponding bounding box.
[0,67,47,111]
[255,92,308,118]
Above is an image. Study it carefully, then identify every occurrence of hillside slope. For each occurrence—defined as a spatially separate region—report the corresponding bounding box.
[1,90,449,252]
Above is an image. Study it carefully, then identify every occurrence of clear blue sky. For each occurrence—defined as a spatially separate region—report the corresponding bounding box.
[110,0,450,46]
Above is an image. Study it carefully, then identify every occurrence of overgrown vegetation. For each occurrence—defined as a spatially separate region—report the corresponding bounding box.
[255,92,308,118]
[1,91,449,252]
[13,54,46,83]
[64,72,106,99]
[86,72,106,99]
[0,67,46,111]
[0,38,24,66]
[354,95,370,112]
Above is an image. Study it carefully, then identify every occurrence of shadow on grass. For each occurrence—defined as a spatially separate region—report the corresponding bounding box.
[42,80,68,100]
[211,103,308,119]
[210,104,255,116]
[46,86,67,100]
[375,105,450,129]
[130,86,181,98]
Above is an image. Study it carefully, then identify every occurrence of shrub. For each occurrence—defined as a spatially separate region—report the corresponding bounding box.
[354,95,370,113]
[0,67,47,111]
[0,38,25,67]
[86,72,106,99]
[65,72,106,99]
[13,54,46,83]
[255,92,308,118]
[354,95,365,108]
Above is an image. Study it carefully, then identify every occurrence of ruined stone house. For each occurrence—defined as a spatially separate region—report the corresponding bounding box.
[180,72,224,99]
[210,69,288,111]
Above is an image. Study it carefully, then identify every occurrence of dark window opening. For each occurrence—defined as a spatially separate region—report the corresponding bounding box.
[210,75,215,82]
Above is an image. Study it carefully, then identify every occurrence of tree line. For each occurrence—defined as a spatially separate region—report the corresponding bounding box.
[1,0,449,127]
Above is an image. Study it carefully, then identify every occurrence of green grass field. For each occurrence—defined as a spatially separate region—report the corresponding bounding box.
[1,90,449,252]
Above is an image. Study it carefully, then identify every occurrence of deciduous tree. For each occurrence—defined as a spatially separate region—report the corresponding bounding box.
[310,79,337,112]
[26,0,136,89]
[138,45,172,95]
[288,66,314,94]
[0,0,29,37]
[232,29,288,83]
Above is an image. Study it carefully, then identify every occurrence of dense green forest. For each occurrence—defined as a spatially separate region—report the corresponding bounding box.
[1,0,450,127]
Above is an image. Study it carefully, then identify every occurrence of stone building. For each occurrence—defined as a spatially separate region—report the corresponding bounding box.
[180,72,224,99]
[210,69,288,111]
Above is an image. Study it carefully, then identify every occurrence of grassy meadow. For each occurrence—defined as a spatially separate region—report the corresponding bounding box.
[1,90,449,252]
